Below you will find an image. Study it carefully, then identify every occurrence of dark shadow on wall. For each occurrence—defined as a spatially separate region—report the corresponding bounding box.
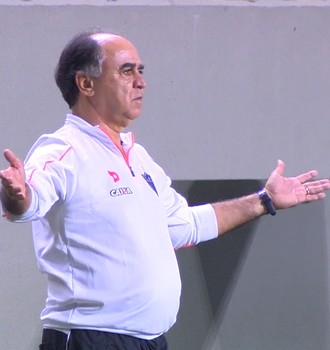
[168,179,264,350]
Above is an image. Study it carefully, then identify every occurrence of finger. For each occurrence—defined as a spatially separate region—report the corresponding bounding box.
[6,187,25,201]
[306,192,326,202]
[2,176,25,197]
[0,170,14,183]
[305,180,330,195]
[1,175,12,185]
[3,149,22,169]
[296,170,318,184]
[315,178,330,187]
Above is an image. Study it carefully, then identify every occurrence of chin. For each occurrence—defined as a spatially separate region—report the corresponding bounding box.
[130,111,142,120]
[122,114,140,128]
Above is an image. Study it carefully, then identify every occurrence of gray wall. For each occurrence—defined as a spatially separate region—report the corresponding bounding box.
[0,2,329,349]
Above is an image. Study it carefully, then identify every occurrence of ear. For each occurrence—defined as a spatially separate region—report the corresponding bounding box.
[75,73,94,97]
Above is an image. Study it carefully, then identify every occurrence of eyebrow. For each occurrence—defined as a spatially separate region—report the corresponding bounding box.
[120,63,145,71]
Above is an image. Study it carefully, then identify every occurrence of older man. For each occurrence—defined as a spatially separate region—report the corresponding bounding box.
[1,31,329,350]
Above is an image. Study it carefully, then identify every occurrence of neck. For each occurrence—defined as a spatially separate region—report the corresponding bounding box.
[71,104,123,147]
[98,123,122,148]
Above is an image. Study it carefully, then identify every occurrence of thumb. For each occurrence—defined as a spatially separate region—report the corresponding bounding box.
[274,159,285,176]
[3,149,22,169]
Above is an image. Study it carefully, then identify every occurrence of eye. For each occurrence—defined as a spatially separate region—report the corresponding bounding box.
[122,68,133,76]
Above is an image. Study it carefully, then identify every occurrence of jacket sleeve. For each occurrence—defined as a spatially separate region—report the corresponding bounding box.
[135,143,218,249]
[160,177,218,249]
[4,135,75,222]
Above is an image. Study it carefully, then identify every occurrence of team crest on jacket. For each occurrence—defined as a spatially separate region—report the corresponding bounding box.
[141,172,158,195]
[109,187,133,197]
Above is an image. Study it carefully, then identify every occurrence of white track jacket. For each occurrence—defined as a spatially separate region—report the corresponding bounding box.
[6,114,218,339]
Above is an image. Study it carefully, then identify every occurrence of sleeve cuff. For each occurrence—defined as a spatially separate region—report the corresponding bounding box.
[191,203,218,243]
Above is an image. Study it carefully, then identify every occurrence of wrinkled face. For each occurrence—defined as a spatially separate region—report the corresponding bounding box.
[91,34,146,130]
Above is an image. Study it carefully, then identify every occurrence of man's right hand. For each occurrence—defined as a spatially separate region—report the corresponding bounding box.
[0,149,30,214]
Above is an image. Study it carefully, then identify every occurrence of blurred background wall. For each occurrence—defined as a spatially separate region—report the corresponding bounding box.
[0,1,329,349]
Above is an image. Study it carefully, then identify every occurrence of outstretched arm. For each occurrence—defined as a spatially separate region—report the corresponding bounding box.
[0,149,31,215]
[212,160,330,236]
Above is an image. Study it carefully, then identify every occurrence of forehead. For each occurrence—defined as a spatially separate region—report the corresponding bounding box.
[92,33,141,67]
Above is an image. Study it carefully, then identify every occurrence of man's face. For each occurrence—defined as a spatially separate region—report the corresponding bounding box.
[91,34,146,131]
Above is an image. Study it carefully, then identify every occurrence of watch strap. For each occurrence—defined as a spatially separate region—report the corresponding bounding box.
[257,189,276,216]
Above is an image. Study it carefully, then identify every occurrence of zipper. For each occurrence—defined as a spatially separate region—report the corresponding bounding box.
[99,126,135,177]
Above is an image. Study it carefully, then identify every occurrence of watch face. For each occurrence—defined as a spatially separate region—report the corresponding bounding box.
[258,189,268,199]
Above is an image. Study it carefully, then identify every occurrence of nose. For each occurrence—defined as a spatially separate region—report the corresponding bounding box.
[134,73,146,89]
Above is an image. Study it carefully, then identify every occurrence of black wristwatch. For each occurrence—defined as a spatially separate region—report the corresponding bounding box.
[257,189,276,216]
